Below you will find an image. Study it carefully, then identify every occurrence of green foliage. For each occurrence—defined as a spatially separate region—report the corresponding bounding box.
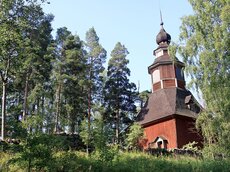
[85,27,107,94]
[84,27,107,153]
[53,151,82,171]
[168,42,179,62]
[91,114,107,151]
[22,115,44,131]
[12,134,55,171]
[9,133,73,171]
[91,144,119,163]
[126,123,144,150]
[0,0,25,140]
[0,152,12,171]
[51,27,87,134]
[182,141,199,152]
[79,118,91,150]
[179,0,230,158]
[80,113,110,153]
[137,90,150,112]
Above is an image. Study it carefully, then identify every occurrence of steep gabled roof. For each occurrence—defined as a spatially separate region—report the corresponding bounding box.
[137,87,200,126]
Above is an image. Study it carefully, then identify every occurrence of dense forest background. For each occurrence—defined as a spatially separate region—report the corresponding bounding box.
[0,0,144,149]
[0,0,230,171]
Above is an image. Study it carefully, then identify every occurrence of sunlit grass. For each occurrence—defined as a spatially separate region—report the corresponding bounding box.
[1,150,230,171]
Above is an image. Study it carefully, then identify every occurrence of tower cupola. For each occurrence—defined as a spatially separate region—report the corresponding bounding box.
[156,22,171,45]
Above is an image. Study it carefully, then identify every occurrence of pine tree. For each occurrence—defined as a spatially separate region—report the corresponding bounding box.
[179,0,230,158]
[52,27,87,133]
[52,27,71,133]
[105,42,137,144]
[18,4,54,125]
[84,27,107,152]
[62,34,87,134]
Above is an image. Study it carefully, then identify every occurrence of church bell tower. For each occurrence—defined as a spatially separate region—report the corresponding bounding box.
[137,18,203,150]
[148,22,185,92]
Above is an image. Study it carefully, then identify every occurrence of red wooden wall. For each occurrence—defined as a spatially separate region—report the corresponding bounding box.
[142,119,177,149]
[141,117,203,150]
[175,117,203,148]
[160,65,175,79]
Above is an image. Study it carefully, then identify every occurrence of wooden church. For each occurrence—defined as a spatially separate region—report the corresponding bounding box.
[137,21,202,150]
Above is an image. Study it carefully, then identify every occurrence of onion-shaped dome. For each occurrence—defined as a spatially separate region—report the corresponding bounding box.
[156,22,171,45]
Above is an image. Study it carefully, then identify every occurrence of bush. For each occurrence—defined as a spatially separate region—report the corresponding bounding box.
[91,144,119,163]
[0,152,11,171]
[125,123,144,151]
[11,133,57,171]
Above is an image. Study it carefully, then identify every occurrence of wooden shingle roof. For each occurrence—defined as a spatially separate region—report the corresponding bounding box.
[137,87,201,126]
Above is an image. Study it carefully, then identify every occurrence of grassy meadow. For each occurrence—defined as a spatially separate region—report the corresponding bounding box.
[1,151,230,172]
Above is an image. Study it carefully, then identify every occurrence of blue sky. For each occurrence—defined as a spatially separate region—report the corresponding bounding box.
[42,0,193,92]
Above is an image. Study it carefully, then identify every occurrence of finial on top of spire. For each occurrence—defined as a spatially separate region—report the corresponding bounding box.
[160,9,164,26]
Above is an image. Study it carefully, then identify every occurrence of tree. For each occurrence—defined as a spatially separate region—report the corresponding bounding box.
[19,4,54,125]
[52,27,87,133]
[178,0,230,158]
[84,27,107,153]
[62,34,87,134]
[0,0,23,140]
[52,27,71,133]
[104,42,137,144]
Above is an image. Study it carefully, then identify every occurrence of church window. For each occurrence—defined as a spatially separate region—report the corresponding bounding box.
[176,67,184,81]
[152,69,160,83]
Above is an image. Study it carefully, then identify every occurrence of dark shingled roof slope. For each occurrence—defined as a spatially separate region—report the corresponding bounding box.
[137,87,200,126]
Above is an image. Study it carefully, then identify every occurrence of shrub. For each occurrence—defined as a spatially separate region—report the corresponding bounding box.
[125,123,144,151]
[11,133,56,171]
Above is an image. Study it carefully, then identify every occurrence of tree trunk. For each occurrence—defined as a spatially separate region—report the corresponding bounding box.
[54,83,61,133]
[70,113,75,134]
[22,74,29,121]
[1,82,7,140]
[36,98,40,132]
[87,63,92,154]
[87,88,91,154]
[115,109,120,144]
[115,91,120,144]
[1,59,9,140]
[41,95,45,132]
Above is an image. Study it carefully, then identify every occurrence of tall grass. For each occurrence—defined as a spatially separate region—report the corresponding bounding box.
[1,151,230,171]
